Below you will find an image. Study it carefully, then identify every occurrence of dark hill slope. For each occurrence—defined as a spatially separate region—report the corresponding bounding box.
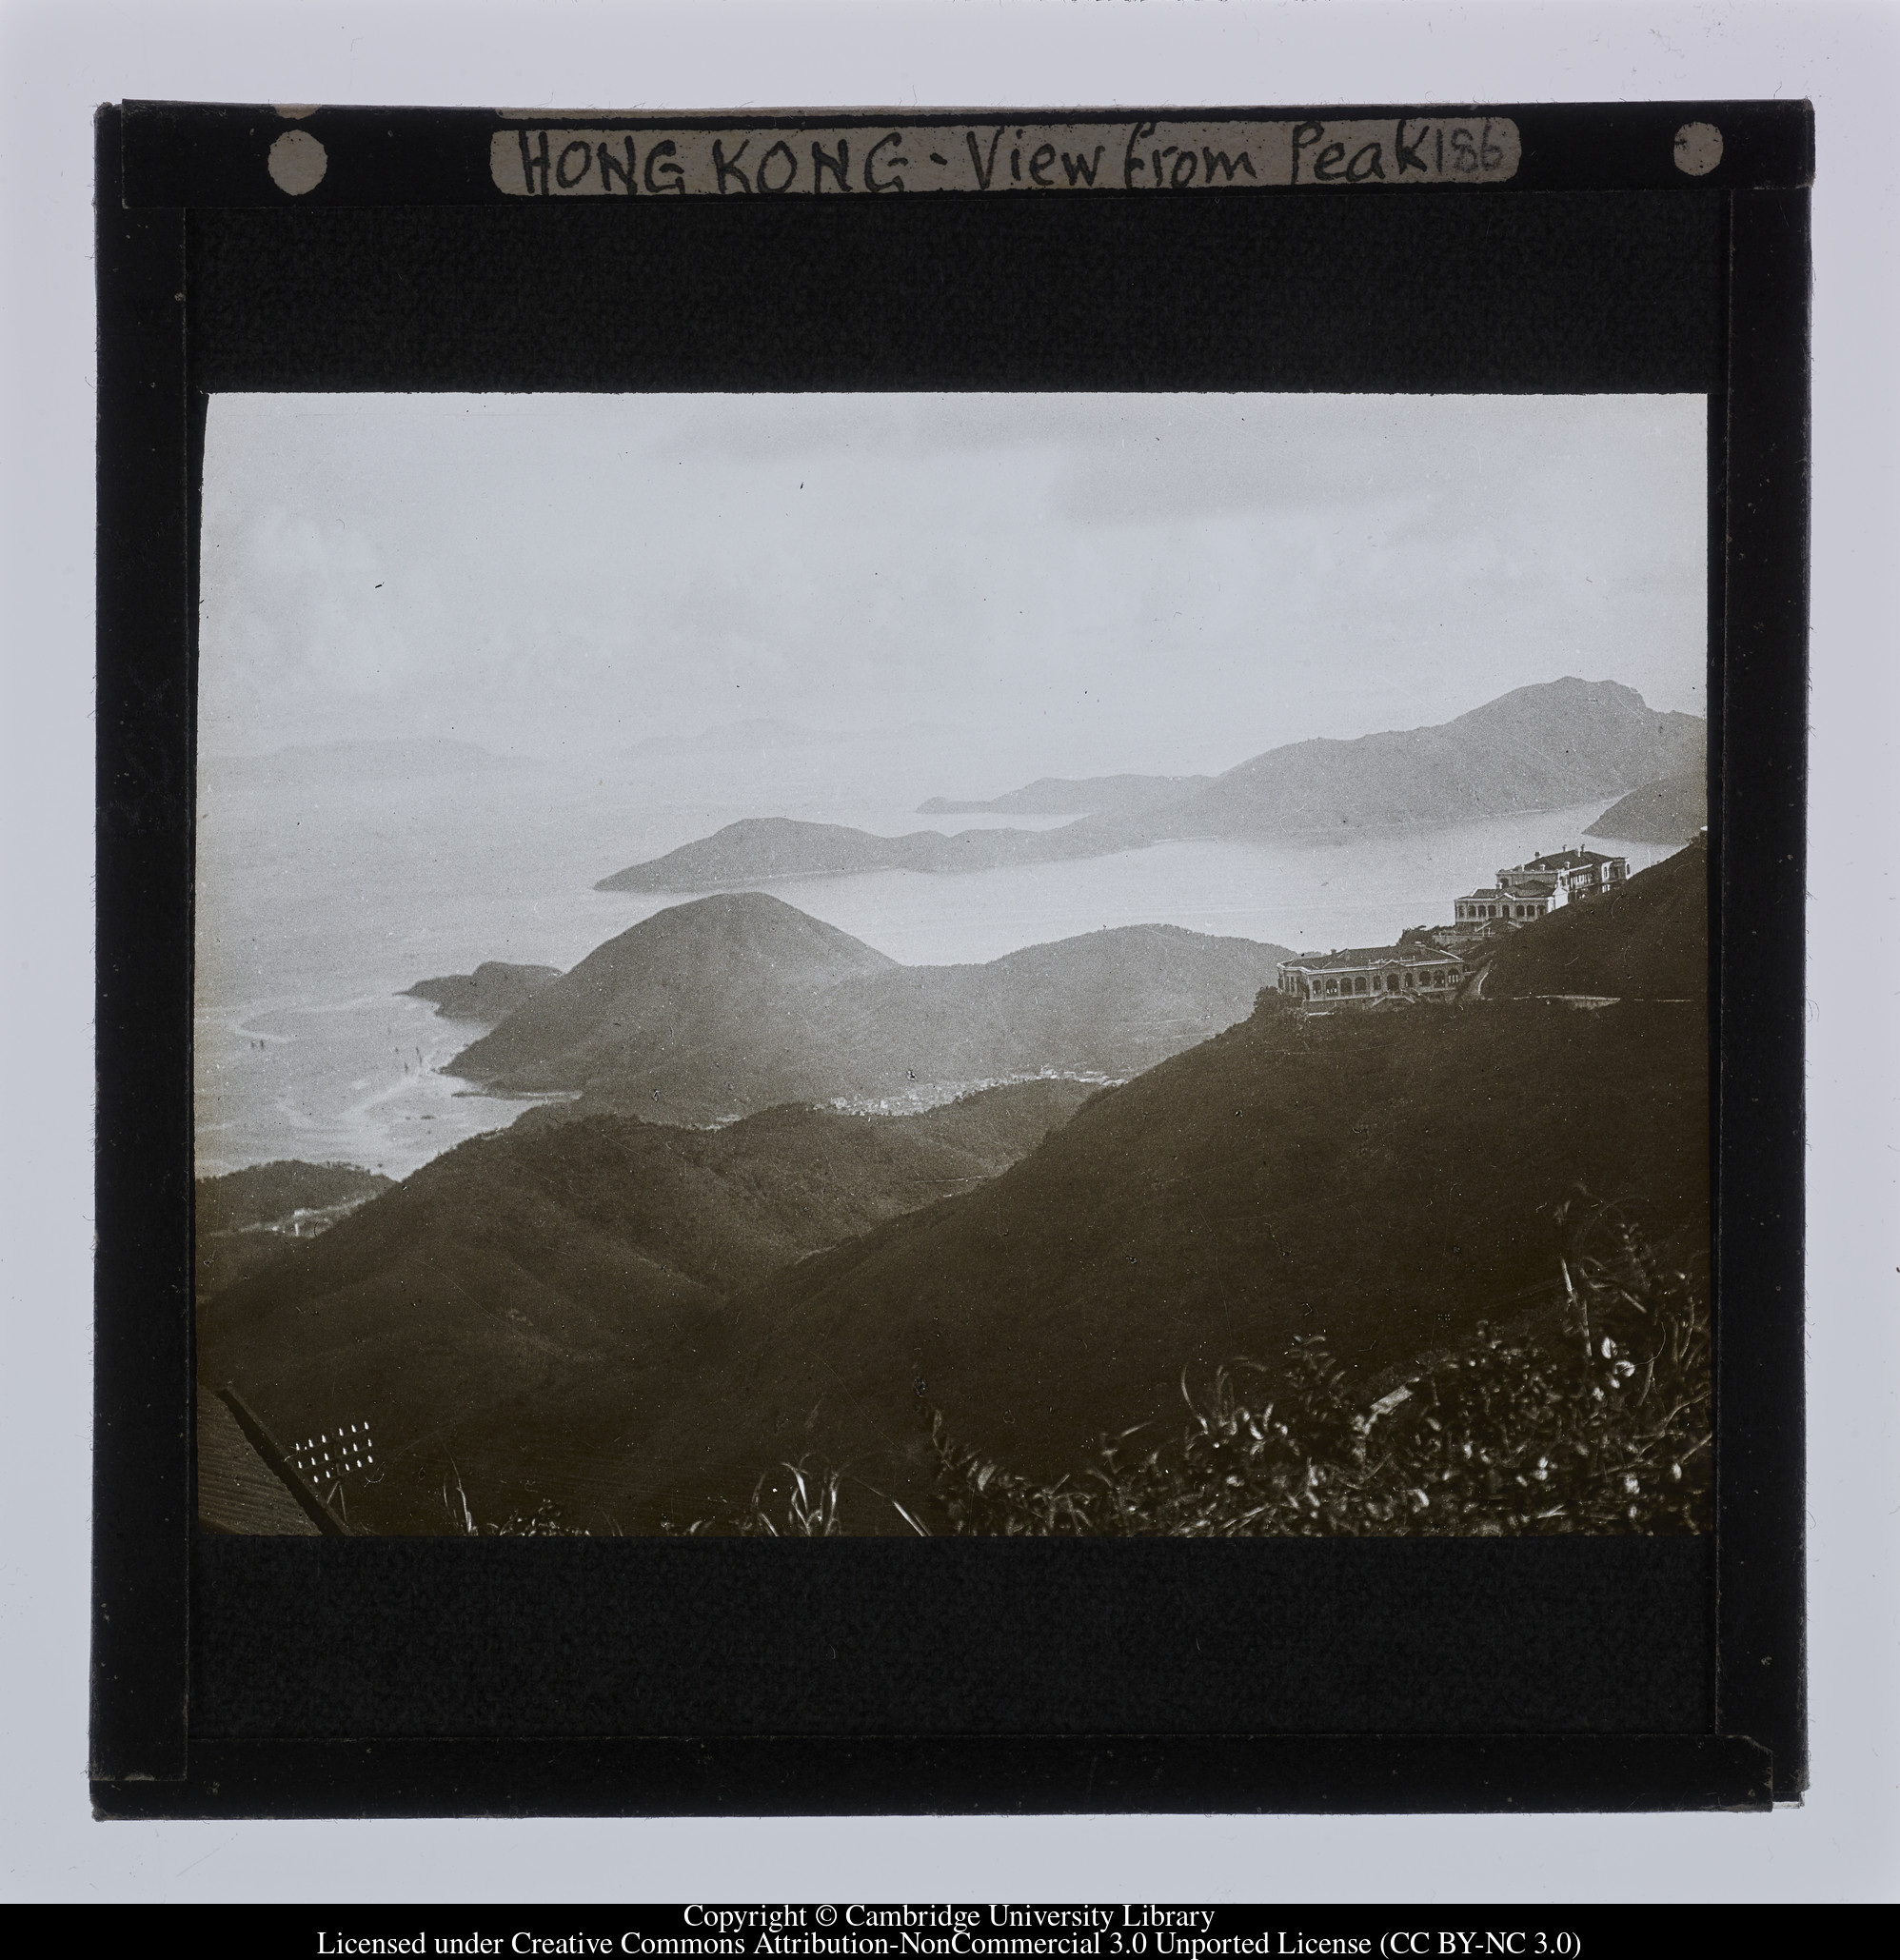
[1476,838,1707,1001]
[198,1159,394,1234]
[195,1160,396,1299]
[450,891,898,1105]
[599,679,1706,891]
[199,1079,1095,1535]
[453,899,1288,1123]
[1585,770,1707,845]
[633,991,1709,1528]
[777,923,1289,1101]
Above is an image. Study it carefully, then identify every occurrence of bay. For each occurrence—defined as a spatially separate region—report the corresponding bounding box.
[194,743,1684,1178]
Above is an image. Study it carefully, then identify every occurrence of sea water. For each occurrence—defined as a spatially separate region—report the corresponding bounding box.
[194,745,1685,1179]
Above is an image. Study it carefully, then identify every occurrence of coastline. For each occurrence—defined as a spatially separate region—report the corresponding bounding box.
[194,793,1683,1182]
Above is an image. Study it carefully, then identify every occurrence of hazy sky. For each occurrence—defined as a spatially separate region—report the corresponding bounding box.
[200,392,1707,779]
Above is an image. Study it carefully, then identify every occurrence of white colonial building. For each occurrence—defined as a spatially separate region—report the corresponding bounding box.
[1277,943,1466,1005]
[1452,847,1628,926]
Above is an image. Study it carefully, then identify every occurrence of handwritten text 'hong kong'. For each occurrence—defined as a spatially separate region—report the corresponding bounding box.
[492,118,1520,198]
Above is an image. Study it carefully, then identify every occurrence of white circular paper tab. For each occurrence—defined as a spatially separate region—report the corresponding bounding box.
[267,129,328,196]
[1672,123,1723,176]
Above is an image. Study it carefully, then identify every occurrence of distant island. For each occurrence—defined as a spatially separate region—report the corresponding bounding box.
[596,814,1113,890]
[622,718,846,761]
[404,960,563,1021]
[208,738,540,787]
[918,773,1215,819]
[599,678,1706,894]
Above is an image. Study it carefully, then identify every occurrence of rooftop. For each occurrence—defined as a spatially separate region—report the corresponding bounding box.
[1519,848,1620,871]
[1282,944,1463,973]
[197,1384,324,1535]
[197,1383,352,1536]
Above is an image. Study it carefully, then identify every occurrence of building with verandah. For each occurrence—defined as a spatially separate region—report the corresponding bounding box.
[1453,846,1628,926]
[1277,943,1465,1006]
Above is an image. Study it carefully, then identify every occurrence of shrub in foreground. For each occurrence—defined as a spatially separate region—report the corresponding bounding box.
[697,1198,1710,1538]
[929,1198,1710,1537]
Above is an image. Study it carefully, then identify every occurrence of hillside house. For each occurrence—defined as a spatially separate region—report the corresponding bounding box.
[1453,884,1537,925]
[1453,847,1628,925]
[1277,944,1465,1004]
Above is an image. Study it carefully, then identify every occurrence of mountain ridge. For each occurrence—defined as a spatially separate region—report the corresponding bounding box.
[199,1079,1101,1534]
[601,678,1705,893]
[448,895,1290,1125]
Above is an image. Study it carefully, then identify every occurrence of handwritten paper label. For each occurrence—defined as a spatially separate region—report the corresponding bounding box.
[490,117,1520,198]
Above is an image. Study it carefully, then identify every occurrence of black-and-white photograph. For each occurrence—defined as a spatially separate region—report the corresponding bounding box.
[193,390,1712,1540]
